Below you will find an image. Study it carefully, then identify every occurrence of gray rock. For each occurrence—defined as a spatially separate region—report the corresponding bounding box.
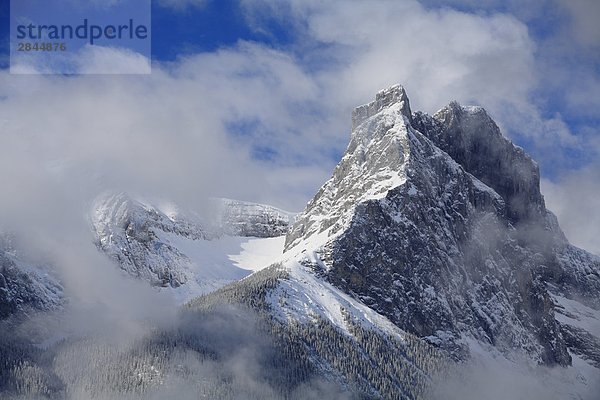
[285,84,600,367]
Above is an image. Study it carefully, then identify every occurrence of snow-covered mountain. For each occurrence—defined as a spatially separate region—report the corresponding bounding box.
[178,84,600,398]
[0,194,295,319]
[2,85,599,399]
[282,85,600,369]
[91,193,294,300]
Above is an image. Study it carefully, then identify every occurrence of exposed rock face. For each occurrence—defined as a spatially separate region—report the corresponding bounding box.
[285,85,412,252]
[92,193,199,287]
[218,198,295,238]
[284,84,600,367]
[412,103,545,224]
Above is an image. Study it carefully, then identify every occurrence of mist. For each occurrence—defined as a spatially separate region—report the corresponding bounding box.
[0,304,353,400]
[432,350,600,400]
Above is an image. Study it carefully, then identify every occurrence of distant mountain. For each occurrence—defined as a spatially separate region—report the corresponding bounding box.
[0,194,295,319]
[91,192,295,297]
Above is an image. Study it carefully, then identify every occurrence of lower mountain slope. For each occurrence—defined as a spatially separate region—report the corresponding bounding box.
[0,263,447,400]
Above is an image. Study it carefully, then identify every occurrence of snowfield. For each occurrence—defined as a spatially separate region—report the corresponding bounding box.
[158,233,286,304]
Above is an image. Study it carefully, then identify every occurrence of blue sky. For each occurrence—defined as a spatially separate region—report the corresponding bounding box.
[0,0,599,253]
[139,0,598,176]
[151,0,295,60]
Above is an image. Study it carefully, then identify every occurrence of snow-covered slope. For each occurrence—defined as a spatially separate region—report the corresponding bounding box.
[0,193,295,319]
[91,193,293,302]
[267,257,406,340]
[158,233,286,303]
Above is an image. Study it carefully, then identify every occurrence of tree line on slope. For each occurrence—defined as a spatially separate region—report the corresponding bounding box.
[0,264,448,400]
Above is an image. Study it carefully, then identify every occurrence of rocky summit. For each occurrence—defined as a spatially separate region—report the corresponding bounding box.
[285,84,600,367]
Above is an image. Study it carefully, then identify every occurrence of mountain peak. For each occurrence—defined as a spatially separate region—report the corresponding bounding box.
[352,84,412,130]
[286,85,413,253]
[441,99,484,113]
[283,85,600,368]
[413,101,546,223]
[434,101,495,135]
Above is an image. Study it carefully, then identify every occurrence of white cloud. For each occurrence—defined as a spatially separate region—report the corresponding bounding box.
[433,349,600,400]
[557,0,600,49]
[542,167,600,255]
[10,45,151,75]
[77,45,151,74]
[0,43,333,217]
[245,1,533,98]
[241,0,585,151]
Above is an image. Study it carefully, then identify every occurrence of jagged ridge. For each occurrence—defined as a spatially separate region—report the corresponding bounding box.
[284,84,600,368]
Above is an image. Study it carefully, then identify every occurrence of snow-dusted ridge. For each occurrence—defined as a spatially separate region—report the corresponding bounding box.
[285,86,412,254]
[266,257,407,341]
[91,192,295,303]
[216,197,296,238]
[0,233,63,318]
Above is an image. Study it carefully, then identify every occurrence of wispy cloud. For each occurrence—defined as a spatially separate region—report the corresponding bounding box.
[542,166,600,255]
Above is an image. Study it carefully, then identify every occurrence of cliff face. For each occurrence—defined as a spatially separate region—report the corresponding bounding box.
[412,103,545,224]
[284,85,600,366]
